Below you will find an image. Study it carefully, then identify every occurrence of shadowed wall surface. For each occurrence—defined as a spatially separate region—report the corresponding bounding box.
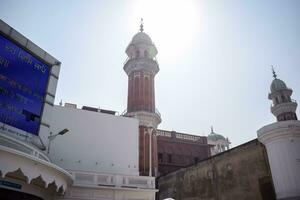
[157,139,276,200]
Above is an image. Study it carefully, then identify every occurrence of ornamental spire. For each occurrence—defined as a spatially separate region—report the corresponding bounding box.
[271,65,277,79]
[140,18,144,32]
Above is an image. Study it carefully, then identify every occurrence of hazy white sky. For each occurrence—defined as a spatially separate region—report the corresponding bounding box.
[1,0,299,147]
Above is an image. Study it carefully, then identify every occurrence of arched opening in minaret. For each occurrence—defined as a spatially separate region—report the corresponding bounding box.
[281,95,286,103]
[135,50,140,58]
[145,76,150,111]
[144,50,149,58]
[134,76,140,111]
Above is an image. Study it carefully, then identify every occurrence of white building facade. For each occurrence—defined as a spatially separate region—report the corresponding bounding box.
[49,105,156,200]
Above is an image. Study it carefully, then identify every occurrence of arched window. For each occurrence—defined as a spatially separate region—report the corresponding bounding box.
[275,97,279,104]
[135,50,140,58]
[281,95,286,102]
[144,50,149,58]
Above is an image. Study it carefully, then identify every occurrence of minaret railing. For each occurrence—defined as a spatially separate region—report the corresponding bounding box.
[123,57,159,67]
[120,108,161,118]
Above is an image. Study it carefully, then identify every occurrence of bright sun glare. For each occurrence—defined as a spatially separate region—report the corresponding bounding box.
[132,0,199,60]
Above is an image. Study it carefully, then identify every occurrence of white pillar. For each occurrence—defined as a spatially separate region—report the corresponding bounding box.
[257,120,300,199]
[149,127,153,177]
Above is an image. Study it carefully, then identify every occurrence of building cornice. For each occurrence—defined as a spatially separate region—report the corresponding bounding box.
[123,58,159,76]
[257,120,300,144]
[271,101,297,117]
[125,111,161,128]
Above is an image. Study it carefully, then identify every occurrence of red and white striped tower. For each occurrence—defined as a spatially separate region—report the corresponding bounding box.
[124,20,161,176]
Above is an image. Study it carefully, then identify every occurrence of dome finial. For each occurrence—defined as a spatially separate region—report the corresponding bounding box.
[140,18,144,32]
[211,126,214,134]
[271,65,277,79]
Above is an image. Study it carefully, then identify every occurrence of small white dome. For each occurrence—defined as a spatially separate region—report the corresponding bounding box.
[270,78,287,93]
[208,132,226,141]
[131,32,152,45]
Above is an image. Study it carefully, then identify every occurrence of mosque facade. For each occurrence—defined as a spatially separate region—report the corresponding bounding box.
[1,18,299,200]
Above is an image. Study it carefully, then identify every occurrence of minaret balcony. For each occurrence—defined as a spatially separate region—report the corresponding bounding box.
[123,57,159,75]
[122,108,161,119]
[271,101,297,117]
[122,108,162,128]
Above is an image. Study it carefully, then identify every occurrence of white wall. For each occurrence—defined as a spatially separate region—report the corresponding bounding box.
[257,120,300,199]
[49,106,139,176]
[265,137,300,198]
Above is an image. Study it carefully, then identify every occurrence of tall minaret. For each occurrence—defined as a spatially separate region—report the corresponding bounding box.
[268,67,298,121]
[257,68,300,200]
[124,20,161,176]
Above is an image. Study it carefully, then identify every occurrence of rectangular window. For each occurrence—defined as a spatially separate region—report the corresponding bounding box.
[168,154,172,163]
[158,153,163,163]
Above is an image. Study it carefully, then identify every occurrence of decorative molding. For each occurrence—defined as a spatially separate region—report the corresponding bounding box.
[125,111,161,128]
[257,120,300,144]
[271,102,297,117]
[0,143,73,193]
[124,58,159,76]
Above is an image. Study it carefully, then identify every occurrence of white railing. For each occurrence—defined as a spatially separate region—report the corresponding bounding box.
[120,108,161,118]
[156,129,203,142]
[271,99,298,108]
[156,130,172,137]
[0,132,50,162]
[175,133,201,141]
[70,170,155,189]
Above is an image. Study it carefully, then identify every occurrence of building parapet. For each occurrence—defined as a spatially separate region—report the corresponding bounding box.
[156,129,206,143]
[70,170,156,190]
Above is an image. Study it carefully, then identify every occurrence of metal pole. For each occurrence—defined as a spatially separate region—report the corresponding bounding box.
[47,132,53,155]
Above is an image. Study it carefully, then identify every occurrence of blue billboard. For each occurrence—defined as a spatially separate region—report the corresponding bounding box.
[0,34,50,135]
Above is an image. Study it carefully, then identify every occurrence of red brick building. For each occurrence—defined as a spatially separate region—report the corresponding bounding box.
[156,129,211,176]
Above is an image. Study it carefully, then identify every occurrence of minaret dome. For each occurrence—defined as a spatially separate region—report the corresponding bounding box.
[268,67,298,121]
